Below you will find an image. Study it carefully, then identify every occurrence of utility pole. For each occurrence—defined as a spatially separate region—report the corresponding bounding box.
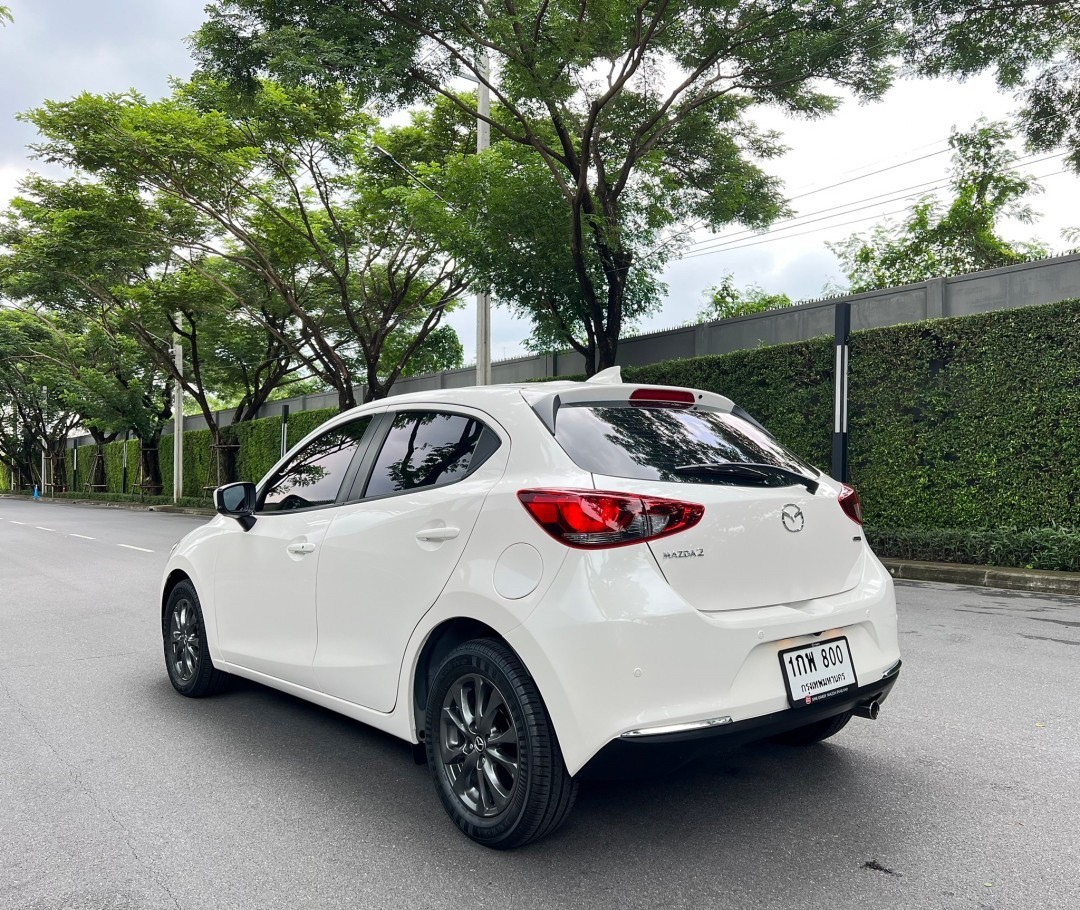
[475,51,493,387]
[173,316,184,502]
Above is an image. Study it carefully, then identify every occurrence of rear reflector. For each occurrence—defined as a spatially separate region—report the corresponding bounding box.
[838,484,863,525]
[518,489,704,549]
[629,388,696,408]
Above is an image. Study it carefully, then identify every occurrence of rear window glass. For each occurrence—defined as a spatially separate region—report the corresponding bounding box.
[553,405,816,485]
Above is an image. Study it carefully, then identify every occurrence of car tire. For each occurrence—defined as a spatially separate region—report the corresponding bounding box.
[772,711,852,746]
[163,580,227,698]
[425,638,578,849]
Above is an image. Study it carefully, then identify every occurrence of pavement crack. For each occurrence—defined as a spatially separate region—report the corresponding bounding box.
[0,671,183,910]
[862,859,901,877]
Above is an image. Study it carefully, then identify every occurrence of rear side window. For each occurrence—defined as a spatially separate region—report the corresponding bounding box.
[553,405,815,485]
[260,417,372,512]
[364,411,485,498]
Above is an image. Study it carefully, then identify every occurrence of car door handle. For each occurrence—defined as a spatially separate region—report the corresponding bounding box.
[287,542,317,555]
[415,527,460,542]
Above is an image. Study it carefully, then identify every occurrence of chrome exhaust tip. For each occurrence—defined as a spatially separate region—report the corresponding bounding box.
[854,699,881,720]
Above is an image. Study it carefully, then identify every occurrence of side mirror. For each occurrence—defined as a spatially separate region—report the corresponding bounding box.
[214,481,257,531]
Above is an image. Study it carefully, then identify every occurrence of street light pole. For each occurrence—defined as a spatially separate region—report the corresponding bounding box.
[173,316,184,503]
[475,52,493,387]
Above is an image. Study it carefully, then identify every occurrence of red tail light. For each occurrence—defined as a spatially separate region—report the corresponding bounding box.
[838,484,863,525]
[518,489,704,549]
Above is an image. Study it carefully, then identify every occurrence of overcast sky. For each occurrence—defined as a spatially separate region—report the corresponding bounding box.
[2,1,1077,364]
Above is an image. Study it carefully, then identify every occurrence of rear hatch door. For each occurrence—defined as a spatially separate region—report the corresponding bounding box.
[551,400,863,611]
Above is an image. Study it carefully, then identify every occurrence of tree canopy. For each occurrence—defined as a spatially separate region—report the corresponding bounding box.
[193,0,905,372]
[904,0,1080,170]
[829,121,1050,293]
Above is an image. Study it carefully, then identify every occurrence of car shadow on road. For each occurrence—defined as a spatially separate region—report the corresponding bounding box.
[151,671,918,904]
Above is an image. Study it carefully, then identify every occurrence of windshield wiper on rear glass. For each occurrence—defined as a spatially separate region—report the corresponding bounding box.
[673,463,819,494]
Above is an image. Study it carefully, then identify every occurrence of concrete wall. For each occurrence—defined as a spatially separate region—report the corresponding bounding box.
[123,251,1080,439]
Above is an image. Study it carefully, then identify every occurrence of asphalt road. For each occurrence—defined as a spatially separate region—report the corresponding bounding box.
[1,498,1078,910]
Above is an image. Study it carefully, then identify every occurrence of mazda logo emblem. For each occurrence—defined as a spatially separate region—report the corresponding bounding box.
[781,504,805,533]
[474,735,486,752]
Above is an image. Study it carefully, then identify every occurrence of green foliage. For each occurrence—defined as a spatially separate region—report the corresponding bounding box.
[867,526,1080,573]
[0,462,9,491]
[848,298,1080,531]
[195,0,901,372]
[285,408,337,449]
[830,121,1050,292]
[699,275,795,321]
[102,439,141,493]
[157,429,215,498]
[233,415,283,483]
[904,0,1080,171]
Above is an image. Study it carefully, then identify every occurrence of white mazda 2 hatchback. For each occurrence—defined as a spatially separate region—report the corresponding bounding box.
[161,371,901,848]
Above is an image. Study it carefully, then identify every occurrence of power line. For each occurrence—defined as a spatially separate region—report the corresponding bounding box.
[683,151,1069,255]
[680,168,1069,259]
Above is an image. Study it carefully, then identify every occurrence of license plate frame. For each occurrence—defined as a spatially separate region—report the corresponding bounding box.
[778,637,857,707]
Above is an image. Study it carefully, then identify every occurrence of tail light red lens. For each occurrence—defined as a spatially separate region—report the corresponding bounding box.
[518,489,704,548]
[838,484,863,525]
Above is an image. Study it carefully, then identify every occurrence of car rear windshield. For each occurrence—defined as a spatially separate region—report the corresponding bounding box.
[552,404,817,485]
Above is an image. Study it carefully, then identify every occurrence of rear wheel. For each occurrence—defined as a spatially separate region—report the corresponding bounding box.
[773,711,852,746]
[163,580,227,697]
[425,638,577,849]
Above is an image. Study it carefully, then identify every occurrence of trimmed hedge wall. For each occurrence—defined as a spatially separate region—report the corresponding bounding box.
[13,297,1078,571]
[234,415,283,484]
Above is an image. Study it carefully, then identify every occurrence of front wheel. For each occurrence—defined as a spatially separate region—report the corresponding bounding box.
[163,580,227,697]
[425,639,577,849]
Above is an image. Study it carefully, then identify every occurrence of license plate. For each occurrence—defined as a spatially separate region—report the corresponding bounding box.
[778,637,856,707]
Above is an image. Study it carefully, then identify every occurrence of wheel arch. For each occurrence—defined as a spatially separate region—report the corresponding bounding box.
[411,618,525,741]
[161,569,192,631]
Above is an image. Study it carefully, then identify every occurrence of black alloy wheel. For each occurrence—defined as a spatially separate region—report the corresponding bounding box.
[425,638,578,849]
[163,580,226,697]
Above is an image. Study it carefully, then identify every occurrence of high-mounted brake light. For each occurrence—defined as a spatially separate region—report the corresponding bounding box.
[838,484,863,525]
[518,489,704,549]
[629,388,696,409]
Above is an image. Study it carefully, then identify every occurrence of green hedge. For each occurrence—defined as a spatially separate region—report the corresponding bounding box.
[849,299,1080,532]
[286,407,338,448]
[867,526,1080,572]
[42,296,1079,570]
[234,415,284,484]
[0,462,9,492]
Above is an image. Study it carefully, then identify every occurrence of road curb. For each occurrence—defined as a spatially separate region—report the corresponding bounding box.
[882,559,1080,596]
[0,493,214,517]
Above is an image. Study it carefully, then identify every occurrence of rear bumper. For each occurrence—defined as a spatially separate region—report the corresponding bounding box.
[581,661,901,778]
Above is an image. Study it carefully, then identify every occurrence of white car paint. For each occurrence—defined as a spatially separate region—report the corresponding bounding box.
[162,380,900,777]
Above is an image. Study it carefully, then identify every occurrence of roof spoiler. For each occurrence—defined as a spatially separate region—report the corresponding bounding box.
[520,380,737,435]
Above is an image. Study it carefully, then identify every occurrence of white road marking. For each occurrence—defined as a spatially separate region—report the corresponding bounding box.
[70,534,96,540]
[118,544,154,553]
[36,526,56,532]
[10,520,25,525]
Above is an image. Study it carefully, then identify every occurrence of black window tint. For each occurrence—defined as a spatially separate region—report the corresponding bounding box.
[365,411,484,498]
[260,417,371,512]
[553,405,815,485]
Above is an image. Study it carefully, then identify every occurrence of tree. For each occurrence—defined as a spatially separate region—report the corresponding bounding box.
[0,310,82,491]
[0,177,302,485]
[904,0,1080,169]
[193,0,903,373]
[25,79,467,407]
[699,274,793,321]
[828,121,1049,293]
